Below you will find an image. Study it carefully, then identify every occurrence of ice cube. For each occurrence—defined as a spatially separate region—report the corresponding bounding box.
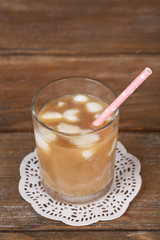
[74,94,88,103]
[34,130,50,151]
[86,102,103,113]
[70,133,100,147]
[95,113,112,122]
[94,113,100,119]
[40,128,57,142]
[63,109,80,122]
[81,129,92,133]
[82,150,93,160]
[57,101,65,107]
[57,123,81,134]
[40,112,63,121]
[105,115,112,122]
[108,139,117,156]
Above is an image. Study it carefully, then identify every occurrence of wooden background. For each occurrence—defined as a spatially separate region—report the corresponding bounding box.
[0,0,160,239]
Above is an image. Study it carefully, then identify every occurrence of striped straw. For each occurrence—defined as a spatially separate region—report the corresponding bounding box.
[93,67,152,126]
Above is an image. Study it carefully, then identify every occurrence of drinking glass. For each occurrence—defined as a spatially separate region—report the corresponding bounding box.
[32,77,119,204]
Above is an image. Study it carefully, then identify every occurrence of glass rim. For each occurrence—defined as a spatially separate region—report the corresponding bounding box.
[31,76,120,136]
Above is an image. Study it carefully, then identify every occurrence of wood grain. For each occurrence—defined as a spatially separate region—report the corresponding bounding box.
[1,55,160,132]
[0,132,159,231]
[0,0,159,237]
[0,0,159,54]
[0,231,159,240]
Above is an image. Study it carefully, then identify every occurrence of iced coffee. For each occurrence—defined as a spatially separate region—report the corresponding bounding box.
[32,77,119,203]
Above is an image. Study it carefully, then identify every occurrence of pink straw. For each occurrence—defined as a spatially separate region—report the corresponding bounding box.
[93,67,152,126]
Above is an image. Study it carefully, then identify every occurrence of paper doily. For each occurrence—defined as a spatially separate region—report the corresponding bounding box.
[19,141,142,226]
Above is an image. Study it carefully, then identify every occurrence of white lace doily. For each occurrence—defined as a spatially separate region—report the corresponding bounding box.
[19,141,142,226]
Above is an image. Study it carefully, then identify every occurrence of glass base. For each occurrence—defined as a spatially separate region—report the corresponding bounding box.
[42,178,114,204]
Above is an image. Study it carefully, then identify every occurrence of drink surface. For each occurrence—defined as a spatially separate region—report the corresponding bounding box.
[34,94,118,203]
[38,94,112,133]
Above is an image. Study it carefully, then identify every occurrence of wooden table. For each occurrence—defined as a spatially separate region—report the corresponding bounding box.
[1,1,160,239]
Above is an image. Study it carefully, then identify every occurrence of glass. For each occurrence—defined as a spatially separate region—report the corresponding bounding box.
[31,77,119,204]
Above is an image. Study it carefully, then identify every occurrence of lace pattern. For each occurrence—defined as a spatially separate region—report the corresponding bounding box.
[19,141,142,226]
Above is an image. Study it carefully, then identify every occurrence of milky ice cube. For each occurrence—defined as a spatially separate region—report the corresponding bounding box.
[86,102,103,113]
[94,113,100,119]
[73,94,88,103]
[63,109,80,122]
[57,101,65,107]
[82,150,93,160]
[70,133,100,147]
[108,139,117,156]
[81,129,92,133]
[40,112,63,121]
[40,128,57,142]
[94,113,112,123]
[57,123,81,134]
[105,115,112,122]
[34,130,50,151]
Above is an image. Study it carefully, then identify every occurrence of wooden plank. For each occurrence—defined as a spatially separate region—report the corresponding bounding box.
[0,231,159,240]
[0,0,159,54]
[1,55,160,132]
[0,132,159,231]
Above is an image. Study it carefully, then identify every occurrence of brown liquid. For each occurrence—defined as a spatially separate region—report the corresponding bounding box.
[34,94,118,203]
[39,94,109,130]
